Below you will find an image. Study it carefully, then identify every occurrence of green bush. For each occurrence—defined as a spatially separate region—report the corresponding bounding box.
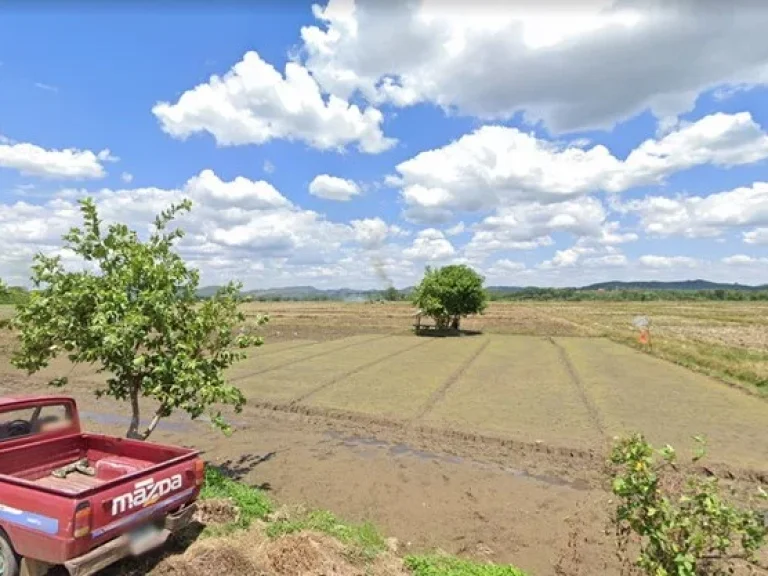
[609,434,767,576]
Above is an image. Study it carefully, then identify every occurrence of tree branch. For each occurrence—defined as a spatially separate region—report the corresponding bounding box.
[140,406,166,440]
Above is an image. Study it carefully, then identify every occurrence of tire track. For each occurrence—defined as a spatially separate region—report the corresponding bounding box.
[291,338,437,405]
[230,334,394,382]
[408,337,491,424]
[547,337,607,439]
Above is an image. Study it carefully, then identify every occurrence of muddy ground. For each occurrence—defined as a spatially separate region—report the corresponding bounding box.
[1,303,767,575]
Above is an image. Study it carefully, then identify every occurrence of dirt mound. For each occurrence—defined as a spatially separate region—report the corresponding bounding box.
[150,527,408,576]
[193,498,240,525]
[155,542,259,575]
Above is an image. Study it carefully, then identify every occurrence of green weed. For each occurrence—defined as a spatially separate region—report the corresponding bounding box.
[405,555,528,576]
[200,466,272,531]
[267,508,385,561]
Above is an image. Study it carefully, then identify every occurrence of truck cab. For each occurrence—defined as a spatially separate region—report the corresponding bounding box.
[0,395,203,576]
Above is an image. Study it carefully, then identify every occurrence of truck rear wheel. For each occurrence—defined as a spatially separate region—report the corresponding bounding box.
[0,533,19,576]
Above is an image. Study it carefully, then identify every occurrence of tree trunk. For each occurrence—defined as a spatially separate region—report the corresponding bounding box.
[451,316,460,330]
[126,384,142,440]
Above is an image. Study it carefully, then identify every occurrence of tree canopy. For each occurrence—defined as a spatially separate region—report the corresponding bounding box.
[10,198,265,440]
[412,265,488,330]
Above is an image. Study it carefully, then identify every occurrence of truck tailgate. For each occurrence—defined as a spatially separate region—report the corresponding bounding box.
[88,451,201,543]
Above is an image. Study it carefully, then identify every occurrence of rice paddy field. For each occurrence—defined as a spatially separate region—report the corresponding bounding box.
[226,331,768,471]
[1,300,767,575]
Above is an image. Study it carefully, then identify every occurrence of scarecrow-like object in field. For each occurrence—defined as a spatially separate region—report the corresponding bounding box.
[632,315,652,348]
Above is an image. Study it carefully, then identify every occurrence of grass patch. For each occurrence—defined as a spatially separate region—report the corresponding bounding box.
[405,555,528,576]
[200,466,272,531]
[614,334,768,392]
[267,508,386,561]
[201,466,384,560]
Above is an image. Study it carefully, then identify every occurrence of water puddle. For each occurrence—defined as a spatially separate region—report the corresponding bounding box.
[324,430,589,491]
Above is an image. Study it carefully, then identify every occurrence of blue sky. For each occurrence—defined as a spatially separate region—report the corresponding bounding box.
[1,1,767,289]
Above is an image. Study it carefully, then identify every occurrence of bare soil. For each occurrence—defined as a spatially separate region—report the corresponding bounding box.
[1,302,767,576]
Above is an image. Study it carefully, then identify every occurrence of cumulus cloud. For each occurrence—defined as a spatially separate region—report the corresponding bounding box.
[463,197,634,259]
[445,222,465,236]
[743,227,768,245]
[619,182,768,239]
[309,174,361,201]
[350,217,401,249]
[0,139,115,179]
[403,228,455,260]
[301,0,768,133]
[120,172,133,183]
[152,51,394,153]
[722,254,768,265]
[392,112,768,221]
[0,170,424,290]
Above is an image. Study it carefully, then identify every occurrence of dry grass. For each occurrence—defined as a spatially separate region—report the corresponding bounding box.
[532,302,768,391]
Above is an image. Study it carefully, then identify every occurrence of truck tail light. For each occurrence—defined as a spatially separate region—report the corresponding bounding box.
[73,501,92,538]
[194,460,205,487]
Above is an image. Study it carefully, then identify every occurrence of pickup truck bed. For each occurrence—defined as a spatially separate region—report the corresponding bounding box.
[1,434,191,495]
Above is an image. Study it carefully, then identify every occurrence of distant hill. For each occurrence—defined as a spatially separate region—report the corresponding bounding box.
[196,285,225,298]
[582,280,768,291]
[195,279,768,300]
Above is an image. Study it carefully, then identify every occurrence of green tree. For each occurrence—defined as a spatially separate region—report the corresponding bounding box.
[610,434,767,576]
[412,265,488,330]
[10,198,265,440]
[382,286,400,301]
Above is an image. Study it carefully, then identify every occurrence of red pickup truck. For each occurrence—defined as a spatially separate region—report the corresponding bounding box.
[0,395,204,576]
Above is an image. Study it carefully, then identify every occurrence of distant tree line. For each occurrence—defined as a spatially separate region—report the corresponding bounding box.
[490,287,768,302]
[0,284,29,305]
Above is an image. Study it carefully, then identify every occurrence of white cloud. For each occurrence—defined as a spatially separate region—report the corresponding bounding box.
[463,197,634,259]
[445,222,465,236]
[539,241,627,269]
[351,217,399,249]
[301,0,768,133]
[121,172,133,183]
[722,254,768,265]
[152,51,395,154]
[0,139,115,180]
[263,160,275,174]
[490,259,526,272]
[309,174,361,201]
[186,169,292,211]
[638,255,700,269]
[743,227,768,245]
[0,170,423,290]
[620,182,768,239]
[393,113,768,221]
[403,228,455,260]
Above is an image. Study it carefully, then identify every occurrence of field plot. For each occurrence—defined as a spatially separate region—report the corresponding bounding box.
[226,334,383,380]
[420,335,604,449]
[307,336,489,420]
[226,332,768,472]
[558,337,768,469]
[236,335,428,403]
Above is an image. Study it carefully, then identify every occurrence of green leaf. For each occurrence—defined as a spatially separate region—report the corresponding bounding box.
[9,199,265,440]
